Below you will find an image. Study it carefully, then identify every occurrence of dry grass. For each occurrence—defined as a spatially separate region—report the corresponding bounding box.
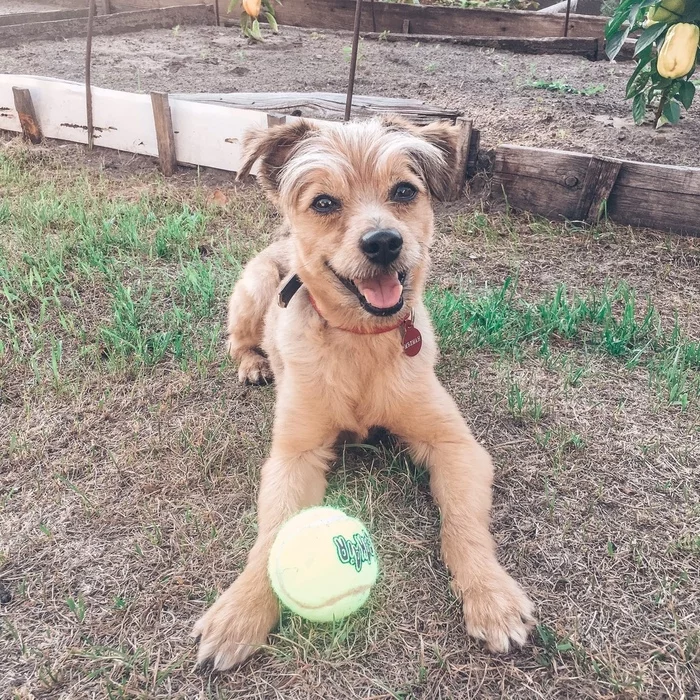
[1,138,698,699]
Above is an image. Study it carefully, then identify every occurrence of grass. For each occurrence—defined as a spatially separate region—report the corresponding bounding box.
[1,140,699,699]
[526,79,606,96]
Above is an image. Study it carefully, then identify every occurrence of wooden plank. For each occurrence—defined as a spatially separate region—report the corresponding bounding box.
[0,9,89,27]
[171,91,461,124]
[12,88,42,144]
[270,0,609,40]
[493,145,700,236]
[0,75,269,174]
[0,5,213,48]
[168,96,267,172]
[575,156,621,222]
[0,75,158,155]
[99,0,113,14]
[151,92,177,176]
[466,128,481,178]
[363,32,600,59]
[448,117,472,201]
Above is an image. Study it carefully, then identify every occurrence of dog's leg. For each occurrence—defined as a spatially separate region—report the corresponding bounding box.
[193,403,334,670]
[389,378,535,653]
[227,239,288,384]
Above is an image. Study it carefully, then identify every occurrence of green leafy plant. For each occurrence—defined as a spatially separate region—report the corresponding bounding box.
[229,0,280,42]
[606,0,700,127]
[527,79,606,95]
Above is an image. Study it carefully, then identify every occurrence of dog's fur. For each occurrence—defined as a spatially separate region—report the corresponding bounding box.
[193,117,535,670]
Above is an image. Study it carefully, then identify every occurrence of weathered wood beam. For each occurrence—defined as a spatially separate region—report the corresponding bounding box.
[12,87,42,144]
[493,145,700,236]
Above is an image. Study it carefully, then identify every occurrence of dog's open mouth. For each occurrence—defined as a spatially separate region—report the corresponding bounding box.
[328,264,407,317]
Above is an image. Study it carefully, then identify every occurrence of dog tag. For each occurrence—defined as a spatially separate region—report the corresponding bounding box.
[401,317,422,357]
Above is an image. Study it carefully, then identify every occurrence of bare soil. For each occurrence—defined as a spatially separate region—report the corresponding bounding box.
[0,2,69,14]
[1,24,699,167]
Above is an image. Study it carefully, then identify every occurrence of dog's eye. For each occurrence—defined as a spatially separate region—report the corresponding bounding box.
[391,182,418,203]
[311,195,340,214]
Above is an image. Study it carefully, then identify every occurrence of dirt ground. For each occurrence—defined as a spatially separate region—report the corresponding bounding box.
[0,2,68,14]
[2,23,699,168]
[0,135,699,699]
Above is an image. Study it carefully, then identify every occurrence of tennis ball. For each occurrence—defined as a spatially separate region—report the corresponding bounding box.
[268,506,378,622]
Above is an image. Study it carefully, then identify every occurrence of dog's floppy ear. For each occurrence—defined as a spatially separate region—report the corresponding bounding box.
[381,116,462,201]
[237,119,318,199]
[414,121,463,201]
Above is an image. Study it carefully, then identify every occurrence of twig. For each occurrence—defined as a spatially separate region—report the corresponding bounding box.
[344,0,363,121]
[85,0,96,149]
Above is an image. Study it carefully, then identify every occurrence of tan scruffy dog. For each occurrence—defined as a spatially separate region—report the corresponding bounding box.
[193,117,535,670]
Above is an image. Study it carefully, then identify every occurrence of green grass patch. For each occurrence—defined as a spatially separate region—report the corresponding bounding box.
[427,277,699,408]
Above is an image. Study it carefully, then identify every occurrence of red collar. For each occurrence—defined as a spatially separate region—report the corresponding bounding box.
[308,294,409,335]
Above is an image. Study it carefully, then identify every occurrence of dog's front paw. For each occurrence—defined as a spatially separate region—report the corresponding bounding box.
[460,566,535,653]
[235,349,273,385]
[192,579,279,671]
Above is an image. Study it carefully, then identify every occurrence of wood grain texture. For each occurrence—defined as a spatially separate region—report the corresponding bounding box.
[171,91,461,124]
[448,118,472,201]
[575,156,621,222]
[12,87,42,144]
[363,32,599,59]
[0,9,88,26]
[0,5,212,48]
[494,145,700,236]
[151,92,177,176]
[271,0,608,39]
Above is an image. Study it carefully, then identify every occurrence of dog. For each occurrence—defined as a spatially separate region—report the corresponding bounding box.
[193,116,535,670]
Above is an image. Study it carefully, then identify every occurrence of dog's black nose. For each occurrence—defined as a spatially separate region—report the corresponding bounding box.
[360,229,403,266]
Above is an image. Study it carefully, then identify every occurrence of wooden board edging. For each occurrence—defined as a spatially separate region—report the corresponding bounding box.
[0,9,90,27]
[493,144,700,236]
[270,0,609,40]
[362,32,600,60]
[0,4,212,48]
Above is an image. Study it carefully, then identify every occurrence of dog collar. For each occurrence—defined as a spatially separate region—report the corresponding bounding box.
[277,273,423,355]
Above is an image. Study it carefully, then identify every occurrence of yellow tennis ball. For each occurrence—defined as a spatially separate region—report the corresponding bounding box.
[268,506,378,622]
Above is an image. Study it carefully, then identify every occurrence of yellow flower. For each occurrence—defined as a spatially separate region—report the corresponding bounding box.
[658,23,699,79]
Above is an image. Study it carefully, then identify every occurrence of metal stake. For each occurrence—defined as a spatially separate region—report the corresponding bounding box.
[344,0,363,122]
[563,0,572,37]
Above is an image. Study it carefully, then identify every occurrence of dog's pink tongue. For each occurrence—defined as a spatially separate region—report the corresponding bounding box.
[354,273,403,309]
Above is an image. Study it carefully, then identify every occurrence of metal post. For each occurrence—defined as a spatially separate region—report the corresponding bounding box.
[344,0,363,122]
[563,0,572,37]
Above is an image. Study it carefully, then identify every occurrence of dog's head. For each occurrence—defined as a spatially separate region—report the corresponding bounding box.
[238,117,460,327]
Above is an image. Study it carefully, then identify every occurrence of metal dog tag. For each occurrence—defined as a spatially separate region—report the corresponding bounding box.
[401,317,422,357]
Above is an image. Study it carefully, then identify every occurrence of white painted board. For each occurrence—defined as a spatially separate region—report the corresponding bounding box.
[0,75,277,174]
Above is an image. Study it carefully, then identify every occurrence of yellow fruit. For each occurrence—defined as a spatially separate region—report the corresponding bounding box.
[658,23,699,79]
[242,0,261,18]
[647,0,685,23]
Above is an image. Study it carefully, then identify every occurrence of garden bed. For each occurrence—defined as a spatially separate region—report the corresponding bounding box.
[1,23,697,168]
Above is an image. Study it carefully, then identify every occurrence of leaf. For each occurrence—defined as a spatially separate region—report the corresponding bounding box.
[606,27,632,60]
[627,69,651,98]
[625,50,654,97]
[627,2,643,25]
[634,22,668,56]
[633,92,647,123]
[250,18,263,41]
[265,11,278,33]
[678,80,696,109]
[663,99,682,123]
[606,0,640,37]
